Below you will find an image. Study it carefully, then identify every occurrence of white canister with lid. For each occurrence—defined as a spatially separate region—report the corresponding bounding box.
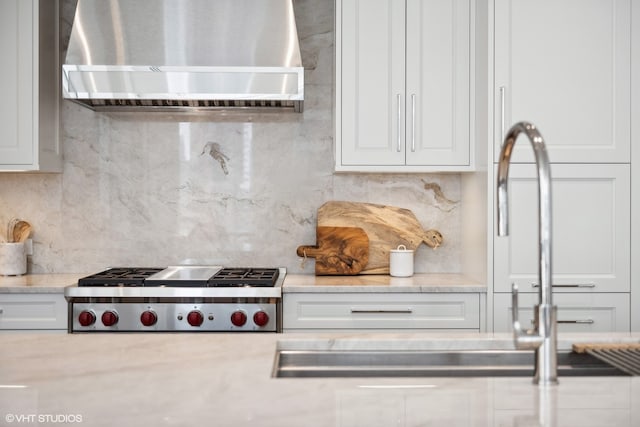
[0,242,27,276]
[389,244,414,277]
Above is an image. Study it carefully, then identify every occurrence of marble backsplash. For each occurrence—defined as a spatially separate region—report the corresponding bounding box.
[0,0,462,274]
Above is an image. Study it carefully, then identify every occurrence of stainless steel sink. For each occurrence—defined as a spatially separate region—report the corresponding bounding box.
[273,349,628,378]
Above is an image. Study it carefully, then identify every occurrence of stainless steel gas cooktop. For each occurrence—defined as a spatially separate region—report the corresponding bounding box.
[65,266,285,333]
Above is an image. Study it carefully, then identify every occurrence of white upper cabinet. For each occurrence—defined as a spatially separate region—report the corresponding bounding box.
[0,0,62,172]
[336,0,473,172]
[494,0,631,163]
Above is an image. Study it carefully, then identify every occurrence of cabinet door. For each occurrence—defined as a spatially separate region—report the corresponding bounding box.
[338,0,406,166]
[406,0,470,166]
[494,164,630,293]
[494,0,631,163]
[0,0,34,165]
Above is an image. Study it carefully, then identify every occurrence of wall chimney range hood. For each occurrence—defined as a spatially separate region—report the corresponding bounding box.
[62,0,304,112]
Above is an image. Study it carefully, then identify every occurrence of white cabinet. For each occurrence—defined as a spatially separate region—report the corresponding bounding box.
[0,0,62,172]
[0,293,67,331]
[494,293,630,333]
[491,0,633,332]
[283,292,481,331]
[335,0,473,172]
[494,0,631,163]
[493,164,631,294]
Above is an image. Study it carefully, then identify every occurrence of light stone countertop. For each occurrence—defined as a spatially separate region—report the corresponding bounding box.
[1,332,639,427]
[0,274,87,293]
[0,273,486,294]
[283,273,486,293]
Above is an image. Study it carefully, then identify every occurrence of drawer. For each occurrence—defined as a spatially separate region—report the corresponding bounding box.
[283,293,480,330]
[0,293,67,330]
[493,293,629,333]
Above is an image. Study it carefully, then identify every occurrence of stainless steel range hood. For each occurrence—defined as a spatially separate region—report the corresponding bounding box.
[62,0,304,112]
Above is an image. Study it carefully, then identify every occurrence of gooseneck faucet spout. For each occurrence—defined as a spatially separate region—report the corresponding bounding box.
[497,122,558,385]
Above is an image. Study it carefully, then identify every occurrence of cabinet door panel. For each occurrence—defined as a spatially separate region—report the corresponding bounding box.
[0,0,61,172]
[339,0,405,166]
[494,0,630,163]
[0,0,34,165]
[494,293,630,333]
[494,164,630,293]
[406,0,470,166]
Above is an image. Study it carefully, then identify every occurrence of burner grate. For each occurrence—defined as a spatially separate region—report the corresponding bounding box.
[78,268,164,287]
[209,268,280,287]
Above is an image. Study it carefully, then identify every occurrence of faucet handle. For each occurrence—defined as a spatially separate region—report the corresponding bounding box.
[511,283,544,349]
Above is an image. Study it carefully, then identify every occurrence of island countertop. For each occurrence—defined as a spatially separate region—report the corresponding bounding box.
[1,332,638,427]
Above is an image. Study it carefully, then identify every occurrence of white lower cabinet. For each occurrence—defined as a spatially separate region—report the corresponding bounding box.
[494,293,630,333]
[0,293,67,331]
[494,164,630,290]
[283,293,481,332]
[492,163,631,332]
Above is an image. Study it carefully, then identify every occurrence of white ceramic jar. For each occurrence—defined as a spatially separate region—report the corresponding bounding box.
[389,244,414,277]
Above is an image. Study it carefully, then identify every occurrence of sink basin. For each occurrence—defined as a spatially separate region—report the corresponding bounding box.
[273,349,628,378]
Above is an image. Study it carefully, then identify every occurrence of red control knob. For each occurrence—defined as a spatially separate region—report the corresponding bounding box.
[101,310,119,327]
[140,310,158,327]
[230,311,247,327]
[78,310,96,327]
[187,310,204,327]
[253,311,270,327]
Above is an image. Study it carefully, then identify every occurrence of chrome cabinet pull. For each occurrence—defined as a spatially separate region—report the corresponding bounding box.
[531,283,596,289]
[397,94,402,152]
[411,94,416,152]
[351,309,413,314]
[530,319,594,325]
[499,86,505,144]
[558,319,595,324]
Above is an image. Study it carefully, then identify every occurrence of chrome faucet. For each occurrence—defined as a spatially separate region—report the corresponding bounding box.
[497,122,558,385]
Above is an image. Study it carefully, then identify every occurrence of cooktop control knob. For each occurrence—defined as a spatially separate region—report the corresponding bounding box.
[230,311,247,327]
[253,311,269,327]
[78,310,96,327]
[101,310,119,327]
[187,310,204,327]
[140,310,158,327]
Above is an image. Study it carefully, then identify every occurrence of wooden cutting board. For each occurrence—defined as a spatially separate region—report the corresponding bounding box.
[296,227,369,276]
[317,201,443,274]
[296,226,369,275]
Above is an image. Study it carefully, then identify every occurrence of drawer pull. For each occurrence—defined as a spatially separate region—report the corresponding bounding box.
[558,319,595,324]
[530,319,594,325]
[531,283,596,289]
[350,309,413,314]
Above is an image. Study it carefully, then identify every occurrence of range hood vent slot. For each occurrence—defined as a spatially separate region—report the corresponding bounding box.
[71,99,302,113]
